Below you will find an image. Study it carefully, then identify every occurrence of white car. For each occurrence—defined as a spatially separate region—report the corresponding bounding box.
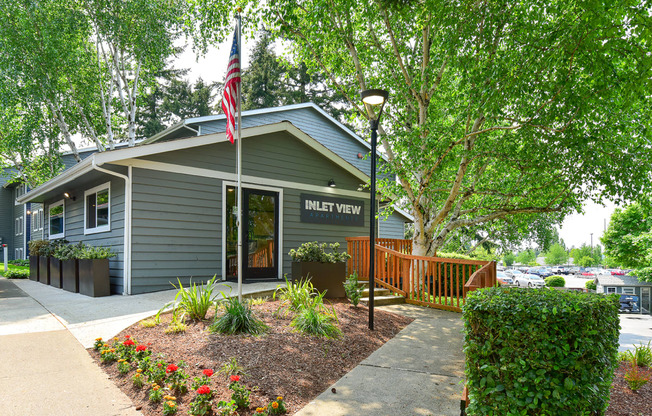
[514,273,546,288]
[505,269,524,279]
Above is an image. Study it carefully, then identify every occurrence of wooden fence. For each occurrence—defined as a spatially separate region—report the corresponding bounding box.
[346,237,496,312]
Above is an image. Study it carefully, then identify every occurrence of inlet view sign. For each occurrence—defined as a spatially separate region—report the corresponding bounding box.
[300,193,364,227]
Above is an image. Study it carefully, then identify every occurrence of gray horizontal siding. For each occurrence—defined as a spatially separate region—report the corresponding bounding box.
[0,187,12,261]
[130,167,221,294]
[143,131,363,191]
[379,211,407,239]
[43,175,126,294]
[13,193,24,259]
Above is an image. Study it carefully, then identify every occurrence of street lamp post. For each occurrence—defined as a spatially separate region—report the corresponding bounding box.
[360,88,389,331]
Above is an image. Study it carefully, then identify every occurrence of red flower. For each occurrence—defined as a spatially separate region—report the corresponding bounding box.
[157,363,163,368]
[202,369,214,377]
[230,375,240,383]
[166,364,179,373]
[136,345,147,352]
[125,335,131,339]
[123,339,135,347]
[197,385,211,395]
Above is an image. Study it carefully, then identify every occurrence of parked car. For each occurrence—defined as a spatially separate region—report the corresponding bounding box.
[567,267,581,275]
[505,269,524,279]
[619,295,640,313]
[550,266,566,274]
[497,271,514,285]
[609,269,625,276]
[528,267,553,278]
[514,273,546,288]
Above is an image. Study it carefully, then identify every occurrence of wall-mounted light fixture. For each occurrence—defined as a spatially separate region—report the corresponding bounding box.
[63,192,76,201]
[328,179,336,188]
[26,210,31,215]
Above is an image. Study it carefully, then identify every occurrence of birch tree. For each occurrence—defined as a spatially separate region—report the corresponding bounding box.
[266,0,652,256]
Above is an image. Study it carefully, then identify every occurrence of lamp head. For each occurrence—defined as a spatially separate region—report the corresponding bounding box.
[360,89,389,126]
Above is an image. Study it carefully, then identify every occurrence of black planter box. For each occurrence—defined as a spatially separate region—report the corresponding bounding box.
[49,258,63,288]
[29,255,39,281]
[291,261,347,298]
[79,258,110,297]
[38,256,50,285]
[62,259,79,293]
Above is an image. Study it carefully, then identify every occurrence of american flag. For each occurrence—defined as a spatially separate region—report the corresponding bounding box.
[222,24,240,144]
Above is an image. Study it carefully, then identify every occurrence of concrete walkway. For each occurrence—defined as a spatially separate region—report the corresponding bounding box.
[296,304,466,416]
[0,278,281,415]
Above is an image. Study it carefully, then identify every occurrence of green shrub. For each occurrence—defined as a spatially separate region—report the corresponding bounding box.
[585,280,597,291]
[77,244,116,259]
[28,239,50,256]
[3,269,30,279]
[463,287,620,416]
[8,259,29,266]
[544,275,565,287]
[291,304,341,339]
[343,271,363,307]
[288,241,350,263]
[210,293,268,335]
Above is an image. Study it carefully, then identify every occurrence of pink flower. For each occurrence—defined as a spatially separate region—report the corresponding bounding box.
[230,375,240,383]
[202,369,214,377]
[166,364,178,373]
[136,345,147,352]
[197,385,211,395]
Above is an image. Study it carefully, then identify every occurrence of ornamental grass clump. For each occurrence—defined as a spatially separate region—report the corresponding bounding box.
[162,275,223,322]
[274,276,327,315]
[463,287,620,415]
[290,303,341,339]
[619,341,652,368]
[343,271,364,307]
[210,292,268,335]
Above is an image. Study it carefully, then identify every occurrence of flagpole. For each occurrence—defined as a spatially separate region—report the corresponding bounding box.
[236,12,243,302]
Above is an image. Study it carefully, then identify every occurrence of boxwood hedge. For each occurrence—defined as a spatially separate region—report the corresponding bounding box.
[463,287,620,415]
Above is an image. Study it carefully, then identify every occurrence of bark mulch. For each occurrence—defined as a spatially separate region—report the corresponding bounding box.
[88,298,413,416]
[606,361,652,416]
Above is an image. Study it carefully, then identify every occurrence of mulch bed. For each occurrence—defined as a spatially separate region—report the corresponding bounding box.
[88,298,413,416]
[606,361,652,416]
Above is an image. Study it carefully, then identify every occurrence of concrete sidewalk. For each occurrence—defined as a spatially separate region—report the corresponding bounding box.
[296,304,466,416]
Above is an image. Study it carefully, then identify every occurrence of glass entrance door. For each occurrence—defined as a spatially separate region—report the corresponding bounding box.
[225,186,278,280]
[243,188,278,279]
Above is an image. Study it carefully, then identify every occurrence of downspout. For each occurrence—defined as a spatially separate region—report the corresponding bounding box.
[91,155,132,295]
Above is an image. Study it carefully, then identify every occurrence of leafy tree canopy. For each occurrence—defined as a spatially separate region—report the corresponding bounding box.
[264,0,652,257]
[544,243,569,266]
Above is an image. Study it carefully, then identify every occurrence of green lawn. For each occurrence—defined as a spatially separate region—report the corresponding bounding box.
[0,264,30,277]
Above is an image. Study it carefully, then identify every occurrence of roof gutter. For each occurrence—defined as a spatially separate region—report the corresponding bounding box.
[91,155,132,296]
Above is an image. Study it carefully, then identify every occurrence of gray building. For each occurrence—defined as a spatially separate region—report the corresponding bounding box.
[19,104,412,295]
[595,274,652,314]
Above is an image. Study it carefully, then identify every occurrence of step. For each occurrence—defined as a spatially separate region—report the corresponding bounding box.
[361,295,406,306]
[361,287,391,297]
[357,280,370,288]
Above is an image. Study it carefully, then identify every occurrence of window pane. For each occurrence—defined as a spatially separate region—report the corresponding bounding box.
[50,204,63,235]
[96,189,109,227]
[86,193,96,228]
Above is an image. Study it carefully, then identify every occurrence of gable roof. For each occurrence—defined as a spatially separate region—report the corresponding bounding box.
[141,103,372,152]
[18,121,368,204]
[596,275,652,287]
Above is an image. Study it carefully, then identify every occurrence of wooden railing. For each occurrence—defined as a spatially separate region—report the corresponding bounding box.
[346,237,495,313]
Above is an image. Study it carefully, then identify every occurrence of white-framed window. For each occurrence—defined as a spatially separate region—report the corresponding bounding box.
[48,200,65,240]
[606,287,617,294]
[15,184,27,205]
[32,210,39,232]
[84,182,111,234]
[38,208,44,230]
[15,216,23,236]
[622,287,635,294]
[15,248,23,259]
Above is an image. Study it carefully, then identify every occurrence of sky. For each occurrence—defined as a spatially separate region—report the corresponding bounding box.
[176,37,620,251]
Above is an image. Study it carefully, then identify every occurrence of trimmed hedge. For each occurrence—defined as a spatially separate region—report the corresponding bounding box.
[544,275,565,287]
[463,287,620,415]
[585,280,597,291]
